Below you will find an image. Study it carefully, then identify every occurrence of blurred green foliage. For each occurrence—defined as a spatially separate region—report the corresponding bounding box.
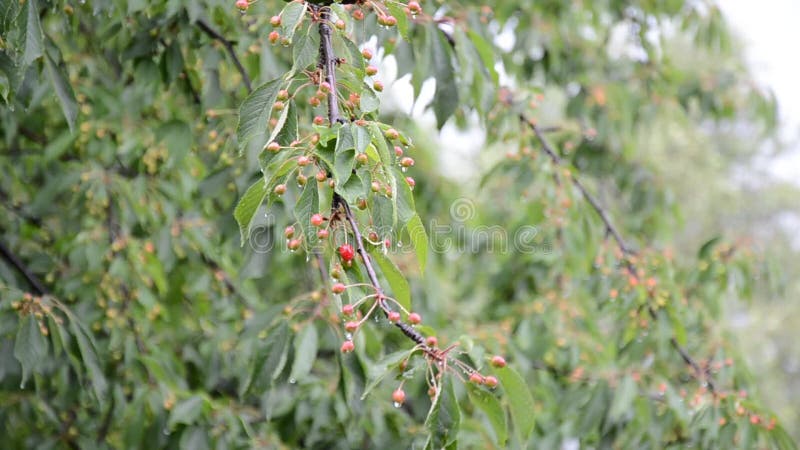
[0,0,796,448]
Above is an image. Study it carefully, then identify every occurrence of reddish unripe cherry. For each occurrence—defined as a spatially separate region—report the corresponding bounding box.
[340,341,355,353]
[469,373,484,384]
[273,101,285,111]
[319,81,331,93]
[484,375,499,388]
[356,153,369,164]
[310,213,324,227]
[349,92,360,106]
[356,198,368,210]
[297,156,311,167]
[317,228,329,239]
[368,231,379,242]
[270,15,281,26]
[353,9,365,20]
[405,177,415,188]
[373,80,384,92]
[342,304,354,315]
[309,97,321,107]
[284,225,295,239]
[366,65,378,76]
[310,133,320,145]
[268,31,280,44]
[394,146,404,157]
[426,336,438,347]
[313,115,325,125]
[332,283,346,294]
[392,388,406,405]
[355,119,367,126]
[276,89,289,101]
[385,15,397,26]
[385,128,399,140]
[344,321,359,332]
[335,19,346,30]
[490,355,507,368]
[287,238,301,250]
[400,157,415,167]
[316,170,327,182]
[407,312,421,324]
[362,48,373,59]
[388,311,401,323]
[371,181,381,192]
[236,0,249,11]
[267,141,280,152]
[273,184,287,195]
[408,1,421,14]
[338,244,355,262]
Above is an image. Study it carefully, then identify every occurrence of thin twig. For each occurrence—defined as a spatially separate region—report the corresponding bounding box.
[196,19,252,93]
[524,117,633,255]
[0,242,48,295]
[520,113,715,393]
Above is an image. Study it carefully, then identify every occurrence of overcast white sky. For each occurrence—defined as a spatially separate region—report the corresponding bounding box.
[719,0,800,182]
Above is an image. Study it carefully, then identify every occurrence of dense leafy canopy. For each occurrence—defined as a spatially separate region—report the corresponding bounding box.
[0,0,795,449]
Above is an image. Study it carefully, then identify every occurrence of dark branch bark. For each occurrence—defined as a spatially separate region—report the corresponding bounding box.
[0,241,48,295]
[196,19,252,93]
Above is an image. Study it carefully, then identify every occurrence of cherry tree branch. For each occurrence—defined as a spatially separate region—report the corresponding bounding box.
[0,241,48,295]
[315,4,429,350]
[520,114,715,393]
[196,19,252,93]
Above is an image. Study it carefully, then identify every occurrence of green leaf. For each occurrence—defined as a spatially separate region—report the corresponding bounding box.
[168,395,205,429]
[386,3,409,41]
[241,322,290,396]
[367,123,392,167]
[406,214,428,274]
[156,119,192,167]
[369,250,411,312]
[360,349,414,400]
[69,319,108,401]
[292,27,320,72]
[394,167,416,228]
[23,0,43,66]
[44,52,78,132]
[234,179,268,245]
[359,83,379,113]
[425,376,461,449]
[294,180,320,247]
[237,78,283,152]
[431,27,458,128]
[608,374,637,422]
[466,29,499,84]
[334,126,355,186]
[14,315,49,387]
[337,172,364,204]
[289,324,318,382]
[279,2,307,42]
[495,366,535,443]
[467,384,507,446]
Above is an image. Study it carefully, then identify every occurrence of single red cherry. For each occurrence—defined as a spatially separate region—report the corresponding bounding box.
[332,283,346,294]
[340,341,355,353]
[388,311,401,323]
[469,373,484,384]
[490,355,507,368]
[484,376,499,388]
[311,213,324,227]
[342,304,354,315]
[407,312,421,325]
[392,388,406,405]
[338,244,355,262]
